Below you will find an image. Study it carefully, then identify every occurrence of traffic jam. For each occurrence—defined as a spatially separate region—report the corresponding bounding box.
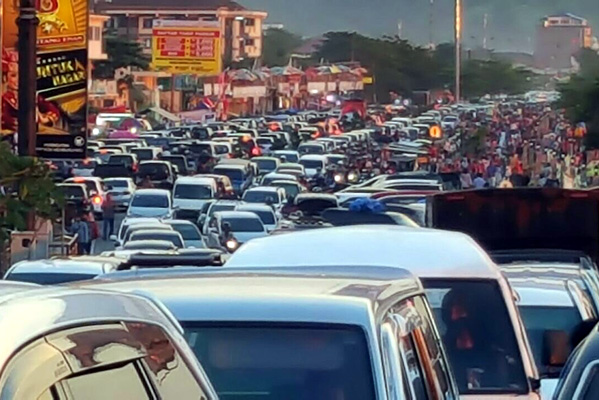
[3,96,599,400]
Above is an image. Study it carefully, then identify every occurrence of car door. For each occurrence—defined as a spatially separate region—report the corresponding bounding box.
[0,322,213,400]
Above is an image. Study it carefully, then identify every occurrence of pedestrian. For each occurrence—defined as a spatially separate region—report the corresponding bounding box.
[473,173,486,189]
[102,193,115,240]
[459,168,473,189]
[70,215,91,255]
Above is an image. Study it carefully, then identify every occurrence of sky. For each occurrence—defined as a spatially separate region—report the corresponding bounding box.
[241,0,599,52]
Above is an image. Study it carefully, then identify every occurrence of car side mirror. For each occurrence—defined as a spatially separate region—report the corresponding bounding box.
[543,330,571,367]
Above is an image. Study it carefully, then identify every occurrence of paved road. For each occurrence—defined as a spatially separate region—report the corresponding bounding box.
[92,213,125,255]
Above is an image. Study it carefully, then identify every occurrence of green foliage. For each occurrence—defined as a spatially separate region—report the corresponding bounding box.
[558,50,599,149]
[315,32,535,102]
[262,29,304,67]
[0,144,62,243]
[93,34,150,79]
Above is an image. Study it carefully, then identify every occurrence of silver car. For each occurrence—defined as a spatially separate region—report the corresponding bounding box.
[0,281,216,399]
[80,266,459,399]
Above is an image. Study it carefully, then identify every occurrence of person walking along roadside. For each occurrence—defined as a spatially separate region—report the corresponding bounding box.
[102,193,116,240]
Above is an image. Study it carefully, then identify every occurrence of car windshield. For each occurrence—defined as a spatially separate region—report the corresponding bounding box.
[182,323,376,400]
[61,186,85,199]
[299,145,323,154]
[423,279,528,394]
[223,217,264,232]
[300,159,324,169]
[275,183,299,197]
[174,184,213,200]
[130,232,183,248]
[5,272,98,285]
[171,224,203,241]
[132,149,154,160]
[131,194,168,208]
[243,191,278,204]
[277,153,299,163]
[108,155,133,166]
[518,305,582,378]
[106,180,128,188]
[256,159,277,172]
[139,163,169,179]
[214,168,243,181]
[209,203,237,216]
[247,209,276,225]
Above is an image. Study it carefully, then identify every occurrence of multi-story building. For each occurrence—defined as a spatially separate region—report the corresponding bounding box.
[89,14,110,62]
[534,13,593,71]
[94,0,267,63]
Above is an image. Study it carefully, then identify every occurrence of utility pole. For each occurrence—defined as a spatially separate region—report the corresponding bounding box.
[483,13,488,50]
[18,0,38,157]
[429,0,435,48]
[454,0,462,103]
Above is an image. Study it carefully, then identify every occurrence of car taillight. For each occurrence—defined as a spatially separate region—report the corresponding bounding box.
[251,147,261,156]
[92,196,102,205]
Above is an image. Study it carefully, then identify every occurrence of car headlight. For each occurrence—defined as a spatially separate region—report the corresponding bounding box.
[91,127,100,136]
[347,172,358,183]
[226,238,239,251]
[334,174,343,184]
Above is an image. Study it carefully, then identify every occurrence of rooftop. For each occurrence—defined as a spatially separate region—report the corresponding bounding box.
[96,0,246,11]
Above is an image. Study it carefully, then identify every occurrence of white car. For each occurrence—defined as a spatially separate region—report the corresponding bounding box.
[242,186,286,210]
[164,220,206,248]
[236,203,279,232]
[173,176,217,212]
[126,189,172,218]
[65,176,107,218]
[299,154,328,177]
[104,177,136,209]
[206,211,268,247]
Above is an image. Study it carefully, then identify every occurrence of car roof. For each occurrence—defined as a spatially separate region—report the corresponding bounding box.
[300,154,327,161]
[252,156,278,161]
[7,259,117,275]
[226,225,501,279]
[104,177,133,182]
[139,160,169,165]
[237,204,275,213]
[123,240,176,249]
[164,219,196,226]
[215,211,262,220]
[270,179,300,186]
[273,150,298,155]
[78,266,422,324]
[133,189,170,196]
[213,164,245,171]
[131,229,181,237]
[264,172,296,180]
[0,283,182,373]
[175,176,215,185]
[245,186,280,193]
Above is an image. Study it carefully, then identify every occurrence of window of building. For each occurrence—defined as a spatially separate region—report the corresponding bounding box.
[142,18,153,29]
[88,26,101,41]
[245,18,255,26]
[144,38,152,48]
[245,38,255,46]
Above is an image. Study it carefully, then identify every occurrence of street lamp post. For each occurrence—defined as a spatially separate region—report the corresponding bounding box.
[455,0,462,103]
[17,0,38,157]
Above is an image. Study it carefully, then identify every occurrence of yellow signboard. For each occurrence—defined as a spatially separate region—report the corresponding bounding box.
[362,76,374,84]
[2,0,88,158]
[152,20,222,76]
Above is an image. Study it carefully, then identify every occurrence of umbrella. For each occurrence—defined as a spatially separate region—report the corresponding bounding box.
[228,69,258,82]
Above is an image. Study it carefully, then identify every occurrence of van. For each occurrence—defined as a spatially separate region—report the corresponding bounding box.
[226,226,540,399]
[173,176,218,212]
[81,266,460,399]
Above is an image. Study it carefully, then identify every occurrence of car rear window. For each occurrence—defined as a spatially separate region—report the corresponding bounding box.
[139,163,169,179]
[174,184,213,200]
[256,159,277,172]
[300,159,324,169]
[106,180,128,188]
[183,323,376,400]
[223,217,264,232]
[213,168,243,181]
[130,232,183,248]
[5,272,97,285]
[171,223,202,241]
[61,186,85,199]
[243,191,278,204]
[131,194,169,208]
[132,149,154,161]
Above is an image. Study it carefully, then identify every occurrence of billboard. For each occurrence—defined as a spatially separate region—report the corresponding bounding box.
[2,0,88,158]
[152,20,222,76]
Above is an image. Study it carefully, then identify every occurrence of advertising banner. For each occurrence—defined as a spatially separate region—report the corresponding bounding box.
[2,0,88,158]
[152,20,222,76]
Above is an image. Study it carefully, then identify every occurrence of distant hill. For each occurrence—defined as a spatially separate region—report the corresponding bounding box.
[242,0,599,52]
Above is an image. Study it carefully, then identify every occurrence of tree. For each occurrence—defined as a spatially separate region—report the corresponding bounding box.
[0,143,62,245]
[262,28,304,66]
[93,35,150,79]
[558,74,599,148]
